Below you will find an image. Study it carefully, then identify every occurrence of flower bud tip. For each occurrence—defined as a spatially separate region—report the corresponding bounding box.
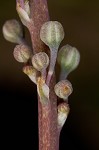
[54,80,73,100]
[13,44,32,63]
[32,52,49,72]
[40,21,64,49]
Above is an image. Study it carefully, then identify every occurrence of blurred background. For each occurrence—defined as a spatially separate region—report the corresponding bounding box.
[0,0,99,150]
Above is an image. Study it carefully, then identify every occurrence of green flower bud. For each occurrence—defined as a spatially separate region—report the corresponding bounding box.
[40,21,64,49]
[40,21,64,85]
[32,52,49,72]
[2,19,23,44]
[57,44,80,79]
[54,80,73,100]
[13,44,32,63]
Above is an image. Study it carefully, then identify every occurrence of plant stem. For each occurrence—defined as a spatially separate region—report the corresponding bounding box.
[29,0,49,53]
[29,0,59,150]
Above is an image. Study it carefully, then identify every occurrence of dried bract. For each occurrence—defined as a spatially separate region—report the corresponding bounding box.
[58,103,70,128]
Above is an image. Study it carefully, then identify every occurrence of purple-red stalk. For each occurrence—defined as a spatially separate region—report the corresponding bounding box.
[29,0,59,150]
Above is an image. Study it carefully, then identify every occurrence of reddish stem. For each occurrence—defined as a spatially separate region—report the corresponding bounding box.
[29,0,49,53]
[29,0,59,150]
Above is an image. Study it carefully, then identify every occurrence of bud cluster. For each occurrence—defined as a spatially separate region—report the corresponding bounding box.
[2,1,80,125]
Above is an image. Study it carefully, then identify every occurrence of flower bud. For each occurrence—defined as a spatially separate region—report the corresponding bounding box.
[23,65,37,84]
[13,44,32,63]
[40,21,64,85]
[40,21,64,49]
[2,19,23,44]
[58,102,70,128]
[54,80,73,100]
[32,52,49,72]
[57,44,80,79]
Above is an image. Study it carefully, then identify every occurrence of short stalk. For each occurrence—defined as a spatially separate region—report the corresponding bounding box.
[59,67,68,80]
[19,38,27,45]
[46,48,58,86]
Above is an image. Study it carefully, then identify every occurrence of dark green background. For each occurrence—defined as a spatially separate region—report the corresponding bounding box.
[0,0,99,150]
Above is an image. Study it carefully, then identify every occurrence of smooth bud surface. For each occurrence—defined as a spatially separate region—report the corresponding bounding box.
[40,21,64,49]
[54,80,73,100]
[32,52,49,72]
[57,44,80,77]
[2,19,23,44]
[13,44,31,63]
